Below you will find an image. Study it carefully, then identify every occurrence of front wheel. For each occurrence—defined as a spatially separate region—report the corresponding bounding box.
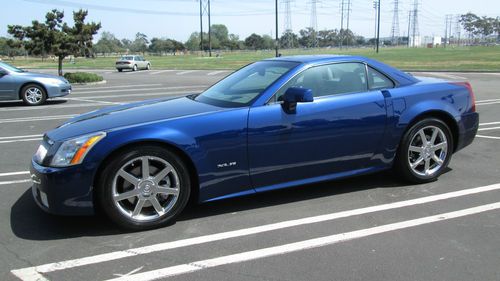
[21,84,47,106]
[394,118,453,183]
[98,146,191,230]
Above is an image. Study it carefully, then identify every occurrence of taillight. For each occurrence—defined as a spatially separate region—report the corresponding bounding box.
[452,82,475,112]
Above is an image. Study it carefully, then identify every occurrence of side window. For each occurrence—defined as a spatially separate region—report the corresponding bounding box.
[274,62,368,102]
[367,66,395,90]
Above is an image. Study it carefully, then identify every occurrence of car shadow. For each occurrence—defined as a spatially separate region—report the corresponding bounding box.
[10,168,450,241]
[0,99,67,108]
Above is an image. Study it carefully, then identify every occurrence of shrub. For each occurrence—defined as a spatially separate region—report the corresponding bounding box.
[63,72,103,83]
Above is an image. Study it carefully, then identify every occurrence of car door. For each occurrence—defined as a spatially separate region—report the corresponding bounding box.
[247,62,389,190]
[0,69,16,100]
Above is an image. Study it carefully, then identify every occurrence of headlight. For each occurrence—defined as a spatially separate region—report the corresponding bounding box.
[39,78,65,86]
[51,132,106,167]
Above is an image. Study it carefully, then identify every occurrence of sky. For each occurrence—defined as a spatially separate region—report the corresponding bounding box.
[1,0,499,42]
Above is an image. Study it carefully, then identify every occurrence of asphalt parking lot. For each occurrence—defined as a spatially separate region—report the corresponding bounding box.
[1,69,500,281]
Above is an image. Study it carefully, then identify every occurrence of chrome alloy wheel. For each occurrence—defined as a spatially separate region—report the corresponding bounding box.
[408,125,448,177]
[25,87,43,104]
[112,156,180,222]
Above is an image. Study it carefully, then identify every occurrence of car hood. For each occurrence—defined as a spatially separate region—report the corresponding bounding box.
[46,96,223,141]
[16,71,69,83]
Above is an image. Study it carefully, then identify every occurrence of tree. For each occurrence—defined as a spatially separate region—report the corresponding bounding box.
[0,37,24,57]
[72,10,101,57]
[244,33,265,50]
[94,31,123,55]
[460,13,480,41]
[227,33,242,50]
[211,24,229,48]
[130,32,149,54]
[280,30,299,48]
[8,9,100,76]
[299,27,316,48]
[262,35,275,50]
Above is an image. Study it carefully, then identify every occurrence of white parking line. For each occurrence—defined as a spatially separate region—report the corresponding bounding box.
[0,171,30,177]
[478,126,500,131]
[124,71,146,75]
[0,134,43,140]
[0,138,42,144]
[207,70,229,76]
[477,135,500,140]
[64,97,120,105]
[0,115,75,124]
[0,179,31,186]
[73,84,162,91]
[419,72,467,80]
[73,90,197,100]
[149,70,176,75]
[476,98,500,103]
[0,103,111,112]
[72,85,207,95]
[479,121,500,126]
[105,202,500,281]
[176,70,196,75]
[10,183,500,281]
[476,101,500,106]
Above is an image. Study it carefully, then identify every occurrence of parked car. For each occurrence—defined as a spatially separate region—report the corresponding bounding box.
[0,62,71,106]
[115,55,151,72]
[31,55,478,230]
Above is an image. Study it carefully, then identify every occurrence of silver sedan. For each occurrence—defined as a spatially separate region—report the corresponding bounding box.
[0,62,72,106]
[115,55,151,72]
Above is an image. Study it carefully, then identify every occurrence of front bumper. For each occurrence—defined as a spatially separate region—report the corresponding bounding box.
[46,84,72,98]
[30,160,95,216]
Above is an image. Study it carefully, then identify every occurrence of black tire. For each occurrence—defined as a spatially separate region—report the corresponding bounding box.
[117,68,123,72]
[394,118,453,183]
[146,64,151,70]
[132,65,138,71]
[21,84,47,106]
[97,146,191,230]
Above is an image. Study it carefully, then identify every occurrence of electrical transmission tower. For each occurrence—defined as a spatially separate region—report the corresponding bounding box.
[310,0,319,48]
[409,0,419,47]
[390,0,400,45]
[339,0,351,49]
[444,14,453,47]
[282,0,294,48]
[199,0,212,56]
[454,15,462,46]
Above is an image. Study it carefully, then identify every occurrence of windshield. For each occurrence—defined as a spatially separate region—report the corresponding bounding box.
[195,60,299,107]
[121,56,134,60]
[0,62,24,73]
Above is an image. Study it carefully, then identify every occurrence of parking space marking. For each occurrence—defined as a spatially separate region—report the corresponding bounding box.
[477,135,500,140]
[0,115,75,124]
[74,84,162,91]
[477,101,500,106]
[0,179,31,186]
[0,103,110,112]
[0,138,42,144]
[479,121,500,126]
[419,72,467,80]
[0,171,29,177]
[176,70,197,75]
[207,70,229,76]
[149,70,176,75]
[73,91,197,100]
[0,134,43,140]
[124,71,147,75]
[105,202,500,281]
[64,97,121,105]
[72,85,207,95]
[478,126,500,131]
[11,183,500,281]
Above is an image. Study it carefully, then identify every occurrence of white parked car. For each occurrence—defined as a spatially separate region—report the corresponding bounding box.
[115,55,151,72]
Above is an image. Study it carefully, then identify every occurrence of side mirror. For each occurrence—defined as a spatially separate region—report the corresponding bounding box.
[281,87,313,114]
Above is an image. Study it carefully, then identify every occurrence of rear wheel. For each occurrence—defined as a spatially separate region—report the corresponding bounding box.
[98,146,191,230]
[146,64,151,70]
[21,84,46,106]
[132,64,138,71]
[394,118,453,183]
[117,68,122,72]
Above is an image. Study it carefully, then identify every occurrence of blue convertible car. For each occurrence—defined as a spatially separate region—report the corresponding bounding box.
[30,55,478,229]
